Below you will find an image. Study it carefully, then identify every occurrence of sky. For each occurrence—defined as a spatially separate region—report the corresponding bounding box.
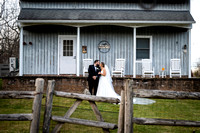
[191,0,200,66]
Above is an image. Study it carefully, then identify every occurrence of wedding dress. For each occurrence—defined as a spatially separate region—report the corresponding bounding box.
[96,65,155,105]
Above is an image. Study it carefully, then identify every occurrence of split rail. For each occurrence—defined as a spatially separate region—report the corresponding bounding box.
[118,79,200,133]
[43,80,120,133]
[1,78,200,133]
[0,78,44,133]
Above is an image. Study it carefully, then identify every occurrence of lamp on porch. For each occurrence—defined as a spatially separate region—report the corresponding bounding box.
[29,42,32,45]
[183,44,187,53]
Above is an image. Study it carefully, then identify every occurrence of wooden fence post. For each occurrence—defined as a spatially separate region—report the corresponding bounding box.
[43,80,55,133]
[30,78,44,133]
[124,79,133,133]
[117,82,125,133]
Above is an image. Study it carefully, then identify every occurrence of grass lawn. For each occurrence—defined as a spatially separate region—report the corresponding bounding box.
[0,96,200,133]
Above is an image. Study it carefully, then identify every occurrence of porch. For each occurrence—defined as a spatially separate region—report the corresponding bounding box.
[20,25,191,77]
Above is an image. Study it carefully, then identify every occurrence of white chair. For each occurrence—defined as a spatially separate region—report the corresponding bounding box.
[142,59,155,78]
[170,59,181,78]
[112,59,125,77]
[83,59,93,76]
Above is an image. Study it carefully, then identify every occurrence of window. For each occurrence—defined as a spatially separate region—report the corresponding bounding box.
[63,40,73,56]
[136,37,151,60]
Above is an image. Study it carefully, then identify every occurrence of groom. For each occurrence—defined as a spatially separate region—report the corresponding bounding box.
[87,60,101,95]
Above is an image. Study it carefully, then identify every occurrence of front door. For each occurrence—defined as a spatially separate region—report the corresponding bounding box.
[59,36,77,74]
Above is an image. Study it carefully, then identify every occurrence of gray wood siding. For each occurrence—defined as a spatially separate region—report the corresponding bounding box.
[23,25,76,74]
[80,26,134,75]
[137,27,189,75]
[22,25,189,76]
[80,26,189,76]
[21,1,189,11]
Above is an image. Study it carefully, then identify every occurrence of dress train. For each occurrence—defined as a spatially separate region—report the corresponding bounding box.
[96,65,155,105]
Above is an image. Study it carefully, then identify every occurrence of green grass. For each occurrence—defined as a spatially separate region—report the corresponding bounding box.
[0,97,200,133]
[0,79,2,90]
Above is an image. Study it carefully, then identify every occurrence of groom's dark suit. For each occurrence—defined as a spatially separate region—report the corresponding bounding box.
[87,64,101,95]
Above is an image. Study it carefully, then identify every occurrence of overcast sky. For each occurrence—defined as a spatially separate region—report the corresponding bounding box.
[191,0,200,65]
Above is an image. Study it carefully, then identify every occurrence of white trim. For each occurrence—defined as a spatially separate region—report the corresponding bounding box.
[58,35,77,38]
[58,35,77,75]
[188,29,191,78]
[133,27,136,78]
[19,27,23,76]
[18,20,195,24]
[135,36,153,63]
[77,27,80,76]
[19,23,193,29]
[57,36,60,75]
[189,0,191,12]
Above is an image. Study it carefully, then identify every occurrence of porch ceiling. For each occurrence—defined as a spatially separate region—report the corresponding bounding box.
[18,9,195,25]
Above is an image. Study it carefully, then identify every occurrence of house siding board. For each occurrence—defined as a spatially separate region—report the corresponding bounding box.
[21,1,189,11]
[137,26,188,75]
[80,26,189,76]
[80,26,134,75]
[22,25,188,76]
[23,25,76,74]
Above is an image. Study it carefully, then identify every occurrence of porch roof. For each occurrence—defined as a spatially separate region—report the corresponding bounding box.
[18,8,195,24]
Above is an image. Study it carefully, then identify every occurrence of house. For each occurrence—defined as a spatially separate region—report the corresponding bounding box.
[18,0,195,77]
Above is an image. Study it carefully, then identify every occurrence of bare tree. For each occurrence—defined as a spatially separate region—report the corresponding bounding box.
[0,0,20,64]
[0,0,6,18]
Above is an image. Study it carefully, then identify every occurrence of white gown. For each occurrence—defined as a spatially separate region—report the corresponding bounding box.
[96,65,155,105]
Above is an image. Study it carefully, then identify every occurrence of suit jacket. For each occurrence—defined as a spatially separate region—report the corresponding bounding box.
[88,65,101,81]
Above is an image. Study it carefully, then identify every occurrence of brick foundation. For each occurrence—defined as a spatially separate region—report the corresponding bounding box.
[1,76,200,94]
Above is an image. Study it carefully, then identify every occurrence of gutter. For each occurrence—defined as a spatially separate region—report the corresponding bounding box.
[17,20,196,24]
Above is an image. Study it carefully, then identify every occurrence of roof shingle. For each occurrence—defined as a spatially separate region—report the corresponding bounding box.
[18,8,195,23]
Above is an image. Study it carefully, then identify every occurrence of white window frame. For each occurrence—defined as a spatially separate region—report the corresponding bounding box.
[136,36,153,63]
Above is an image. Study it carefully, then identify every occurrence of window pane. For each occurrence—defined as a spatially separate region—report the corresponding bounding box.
[70,40,73,46]
[136,49,149,59]
[63,40,66,56]
[136,38,150,60]
[63,40,73,56]
[67,40,69,46]
[69,51,73,56]
[70,46,73,50]
[136,38,149,49]
[63,51,66,56]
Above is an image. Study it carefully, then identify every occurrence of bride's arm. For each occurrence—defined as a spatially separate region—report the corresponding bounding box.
[99,68,106,76]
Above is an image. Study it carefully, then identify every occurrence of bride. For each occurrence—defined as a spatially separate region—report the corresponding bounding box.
[96,62,155,105]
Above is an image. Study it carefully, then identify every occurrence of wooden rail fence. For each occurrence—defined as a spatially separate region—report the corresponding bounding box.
[1,78,200,133]
[43,80,120,133]
[0,78,44,133]
[118,79,200,133]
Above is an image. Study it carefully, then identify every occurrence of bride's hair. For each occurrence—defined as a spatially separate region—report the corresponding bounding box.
[101,62,105,67]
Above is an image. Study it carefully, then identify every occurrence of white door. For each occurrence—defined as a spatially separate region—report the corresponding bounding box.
[59,36,77,74]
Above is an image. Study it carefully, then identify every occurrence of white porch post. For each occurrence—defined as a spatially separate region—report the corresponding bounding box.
[188,29,191,78]
[76,27,80,76]
[133,27,137,78]
[19,27,23,76]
